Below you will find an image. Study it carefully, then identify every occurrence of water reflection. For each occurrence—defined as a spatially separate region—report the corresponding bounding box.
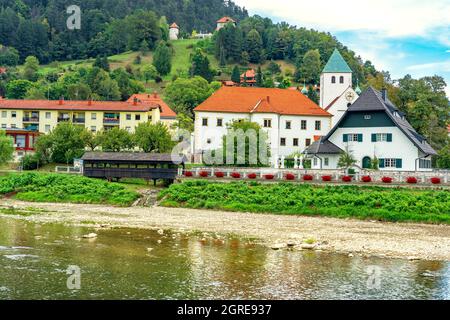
[0,217,448,300]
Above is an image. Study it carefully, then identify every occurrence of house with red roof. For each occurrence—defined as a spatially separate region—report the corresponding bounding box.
[240,69,257,86]
[169,23,180,40]
[216,16,236,31]
[193,86,332,161]
[127,93,177,127]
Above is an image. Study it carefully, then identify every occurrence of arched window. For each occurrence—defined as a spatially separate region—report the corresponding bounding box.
[331,76,336,84]
[340,76,344,84]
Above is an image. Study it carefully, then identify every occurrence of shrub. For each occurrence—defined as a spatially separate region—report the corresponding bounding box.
[215,171,225,178]
[342,176,352,182]
[199,171,209,178]
[247,173,257,179]
[231,172,241,179]
[322,175,332,182]
[382,177,393,183]
[406,177,418,184]
[361,176,372,183]
[303,174,314,181]
[184,171,193,177]
[285,173,295,181]
[264,174,275,180]
[431,177,441,185]
[21,154,41,171]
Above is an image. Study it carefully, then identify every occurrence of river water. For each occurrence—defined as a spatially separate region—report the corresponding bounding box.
[0,217,448,300]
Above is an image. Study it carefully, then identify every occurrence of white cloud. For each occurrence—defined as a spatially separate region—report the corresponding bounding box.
[406,61,450,72]
[235,0,450,39]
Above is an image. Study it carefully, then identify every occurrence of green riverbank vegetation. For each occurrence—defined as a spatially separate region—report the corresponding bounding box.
[0,173,139,206]
[159,180,450,224]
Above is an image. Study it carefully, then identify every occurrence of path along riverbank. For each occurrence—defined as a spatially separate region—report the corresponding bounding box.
[1,198,449,261]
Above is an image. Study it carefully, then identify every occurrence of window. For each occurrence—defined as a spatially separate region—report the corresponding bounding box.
[217,118,223,127]
[202,118,208,126]
[91,126,96,132]
[1,124,6,129]
[315,120,321,130]
[339,76,344,84]
[313,158,318,166]
[324,158,329,166]
[384,158,397,168]
[285,121,291,129]
[1,111,6,118]
[293,138,299,146]
[372,133,392,142]
[364,115,372,120]
[280,138,286,146]
[11,111,16,118]
[331,76,336,84]
[11,124,16,128]
[263,119,272,128]
[126,114,132,120]
[305,138,311,146]
[344,134,362,142]
[45,112,51,119]
[16,135,26,148]
[91,113,97,120]
[45,125,51,132]
[419,159,431,169]
[135,115,141,121]
[301,120,307,130]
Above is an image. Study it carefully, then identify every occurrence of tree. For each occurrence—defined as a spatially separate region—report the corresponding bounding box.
[231,65,240,83]
[6,79,34,99]
[99,128,134,152]
[0,45,19,66]
[140,39,149,55]
[0,130,14,165]
[81,130,102,151]
[171,112,195,133]
[296,49,321,84]
[152,41,172,76]
[256,66,263,87]
[93,56,110,71]
[337,147,357,171]
[244,29,263,63]
[134,122,174,153]
[23,56,40,81]
[437,143,450,169]
[189,49,214,82]
[25,87,46,100]
[67,84,92,100]
[267,61,281,75]
[142,64,158,83]
[165,76,220,114]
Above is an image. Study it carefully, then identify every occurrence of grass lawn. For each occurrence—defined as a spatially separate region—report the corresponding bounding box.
[159,180,450,224]
[0,172,140,206]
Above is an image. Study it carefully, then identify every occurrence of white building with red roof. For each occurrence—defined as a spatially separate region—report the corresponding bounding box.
[216,16,236,31]
[194,86,332,159]
[169,23,180,40]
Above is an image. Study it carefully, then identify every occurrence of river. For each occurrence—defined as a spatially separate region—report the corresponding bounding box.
[0,217,448,300]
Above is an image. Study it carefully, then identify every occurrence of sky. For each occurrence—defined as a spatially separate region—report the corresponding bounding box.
[233,0,450,97]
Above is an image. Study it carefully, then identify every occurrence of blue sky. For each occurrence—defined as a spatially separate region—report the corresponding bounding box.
[233,0,450,97]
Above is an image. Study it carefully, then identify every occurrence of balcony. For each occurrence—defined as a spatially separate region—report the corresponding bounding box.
[58,117,70,123]
[73,117,86,124]
[23,117,40,123]
[103,118,120,125]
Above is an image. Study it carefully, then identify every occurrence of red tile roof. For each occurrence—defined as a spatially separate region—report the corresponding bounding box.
[241,69,255,79]
[0,67,7,74]
[217,16,235,23]
[194,87,331,117]
[170,23,179,29]
[127,93,177,118]
[0,99,159,112]
[448,124,450,133]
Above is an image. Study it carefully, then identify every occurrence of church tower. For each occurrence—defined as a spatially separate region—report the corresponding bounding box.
[320,49,353,109]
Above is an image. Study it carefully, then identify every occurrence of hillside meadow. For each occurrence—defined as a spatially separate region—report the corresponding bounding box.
[159,180,450,224]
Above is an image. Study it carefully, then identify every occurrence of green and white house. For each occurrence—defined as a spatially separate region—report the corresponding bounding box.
[306,86,437,172]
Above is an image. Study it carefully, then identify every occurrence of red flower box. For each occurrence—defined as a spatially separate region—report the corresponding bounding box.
[264,174,275,180]
[199,171,209,178]
[247,173,257,179]
[406,177,418,184]
[322,175,332,182]
[342,176,352,182]
[382,177,393,183]
[285,173,295,181]
[215,172,225,178]
[361,176,372,183]
[431,177,441,185]
[184,171,193,177]
[303,174,314,181]
[231,172,241,179]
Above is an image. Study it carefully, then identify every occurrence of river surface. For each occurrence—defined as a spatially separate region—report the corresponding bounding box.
[0,216,449,300]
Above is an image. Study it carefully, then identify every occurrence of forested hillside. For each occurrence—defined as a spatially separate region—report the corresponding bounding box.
[0,0,247,62]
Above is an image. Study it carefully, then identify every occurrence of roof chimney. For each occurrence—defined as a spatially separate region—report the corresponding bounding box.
[133,97,138,106]
[59,96,64,105]
[88,98,92,106]
[153,92,158,98]
[381,88,387,102]
[266,96,270,103]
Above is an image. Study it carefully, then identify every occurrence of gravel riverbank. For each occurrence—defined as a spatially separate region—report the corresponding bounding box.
[1,198,449,261]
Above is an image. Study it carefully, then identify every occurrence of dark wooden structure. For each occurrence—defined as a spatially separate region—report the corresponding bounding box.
[81,152,186,185]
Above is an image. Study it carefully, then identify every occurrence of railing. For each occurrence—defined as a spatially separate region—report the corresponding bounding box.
[22,117,39,123]
[57,117,70,122]
[55,166,82,174]
[72,118,86,124]
[103,118,120,124]
[179,167,450,186]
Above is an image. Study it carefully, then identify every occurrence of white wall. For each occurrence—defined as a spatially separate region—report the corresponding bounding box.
[169,28,179,40]
[328,126,430,171]
[320,72,352,109]
[326,87,358,127]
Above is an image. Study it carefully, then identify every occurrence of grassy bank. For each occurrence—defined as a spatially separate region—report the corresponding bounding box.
[159,180,450,224]
[0,173,139,206]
